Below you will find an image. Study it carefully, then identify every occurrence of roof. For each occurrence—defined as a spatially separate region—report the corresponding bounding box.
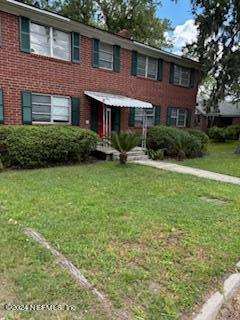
[196,101,240,117]
[0,0,201,70]
[85,91,153,109]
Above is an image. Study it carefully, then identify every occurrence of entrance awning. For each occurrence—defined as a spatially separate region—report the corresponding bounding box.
[85,91,153,109]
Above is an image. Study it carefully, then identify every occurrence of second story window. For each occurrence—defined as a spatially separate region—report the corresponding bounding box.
[99,42,113,70]
[137,54,157,80]
[173,65,191,87]
[30,23,71,61]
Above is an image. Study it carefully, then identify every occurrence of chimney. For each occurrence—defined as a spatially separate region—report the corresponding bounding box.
[117,29,132,39]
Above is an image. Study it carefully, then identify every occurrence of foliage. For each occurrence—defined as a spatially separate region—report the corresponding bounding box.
[110,132,141,164]
[170,141,240,177]
[234,142,240,154]
[0,158,3,172]
[147,126,205,159]
[207,126,227,142]
[21,0,172,49]
[0,125,97,169]
[184,0,240,109]
[147,148,165,160]
[225,125,240,140]
[184,128,209,149]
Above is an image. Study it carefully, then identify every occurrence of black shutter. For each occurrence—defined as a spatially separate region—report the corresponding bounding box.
[113,45,121,72]
[92,39,99,68]
[91,104,98,133]
[157,59,163,81]
[186,108,192,127]
[128,108,135,127]
[71,32,80,63]
[131,51,138,76]
[190,69,195,87]
[71,97,80,126]
[20,17,30,53]
[154,105,161,125]
[166,107,173,126]
[169,63,174,84]
[22,91,32,124]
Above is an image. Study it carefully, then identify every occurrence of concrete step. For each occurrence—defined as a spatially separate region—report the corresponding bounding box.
[113,154,149,161]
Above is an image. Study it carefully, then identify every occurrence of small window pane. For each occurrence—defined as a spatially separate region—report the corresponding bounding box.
[171,109,177,117]
[30,23,50,56]
[137,54,146,77]
[53,29,70,61]
[52,97,70,122]
[32,95,51,104]
[99,60,113,69]
[173,65,181,85]
[181,68,190,86]
[147,57,157,79]
[32,113,51,122]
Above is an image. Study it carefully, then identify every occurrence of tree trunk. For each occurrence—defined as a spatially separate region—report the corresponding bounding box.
[119,152,127,164]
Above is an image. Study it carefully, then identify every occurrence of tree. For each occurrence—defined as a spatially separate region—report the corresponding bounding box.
[21,0,172,48]
[184,0,240,111]
[95,0,172,48]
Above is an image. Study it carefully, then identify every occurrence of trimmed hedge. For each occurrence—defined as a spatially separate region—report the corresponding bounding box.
[184,128,209,149]
[225,125,240,140]
[147,126,207,159]
[207,126,226,142]
[0,126,98,169]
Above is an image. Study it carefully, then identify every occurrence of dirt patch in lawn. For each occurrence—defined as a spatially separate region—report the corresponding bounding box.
[217,288,240,320]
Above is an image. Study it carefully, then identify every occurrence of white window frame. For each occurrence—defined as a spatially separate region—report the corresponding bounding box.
[30,22,71,61]
[32,93,71,125]
[99,42,114,70]
[134,107,155,127]
[137,55,157,80]
[173,65,190,87]
[171,108,187,127]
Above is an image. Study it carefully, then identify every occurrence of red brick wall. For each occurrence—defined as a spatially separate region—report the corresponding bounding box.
[0,11,199,128]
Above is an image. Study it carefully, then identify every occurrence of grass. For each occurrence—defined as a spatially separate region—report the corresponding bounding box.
[0,162,240,319]
[166,141,240,177]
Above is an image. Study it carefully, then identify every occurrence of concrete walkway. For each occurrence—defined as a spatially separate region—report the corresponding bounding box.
[131,160,240,185]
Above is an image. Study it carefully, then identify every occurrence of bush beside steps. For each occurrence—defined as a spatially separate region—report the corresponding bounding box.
[147,126,209,160]
[0,125,98,169]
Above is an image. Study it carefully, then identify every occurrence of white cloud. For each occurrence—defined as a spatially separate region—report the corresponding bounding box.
[167,19,198,55]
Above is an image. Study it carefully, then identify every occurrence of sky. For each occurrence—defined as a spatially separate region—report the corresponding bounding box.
[157,0,198,55]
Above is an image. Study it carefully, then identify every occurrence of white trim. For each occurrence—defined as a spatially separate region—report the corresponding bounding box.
[98,41,114,71]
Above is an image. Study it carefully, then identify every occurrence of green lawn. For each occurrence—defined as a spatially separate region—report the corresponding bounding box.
[167,141,240,177]
[0,163,240,319]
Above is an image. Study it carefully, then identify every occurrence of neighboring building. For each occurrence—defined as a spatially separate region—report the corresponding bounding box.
[196,101,240,130]
[0,0,201,137]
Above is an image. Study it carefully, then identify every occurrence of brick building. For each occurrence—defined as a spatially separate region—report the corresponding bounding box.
[0,0,201,137]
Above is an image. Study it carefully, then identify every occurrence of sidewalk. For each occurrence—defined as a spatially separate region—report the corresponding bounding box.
[131,160,240,185]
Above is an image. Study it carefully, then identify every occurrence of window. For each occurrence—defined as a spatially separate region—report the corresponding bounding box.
[173,65,190,87]
[170,108,187,127]
[137,55,157,79]
[30,23,71,61]
[32,94,71,124]
[99,42,113,70]
[134,108,155,127]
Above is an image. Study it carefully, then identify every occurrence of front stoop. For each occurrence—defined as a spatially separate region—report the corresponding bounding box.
[96,145,149,161]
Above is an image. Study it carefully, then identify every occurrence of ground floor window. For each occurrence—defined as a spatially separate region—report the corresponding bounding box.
[32,94,71,123]
[170,108,187,127]
[134,107,155,127]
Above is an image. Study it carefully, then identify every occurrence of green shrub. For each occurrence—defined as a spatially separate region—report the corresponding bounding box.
[207,126,227,142]
[0,125,98,169]
[184,128,209,149]
[147,149,165,160]
[147,126,204,159]
[225,125,240,140]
